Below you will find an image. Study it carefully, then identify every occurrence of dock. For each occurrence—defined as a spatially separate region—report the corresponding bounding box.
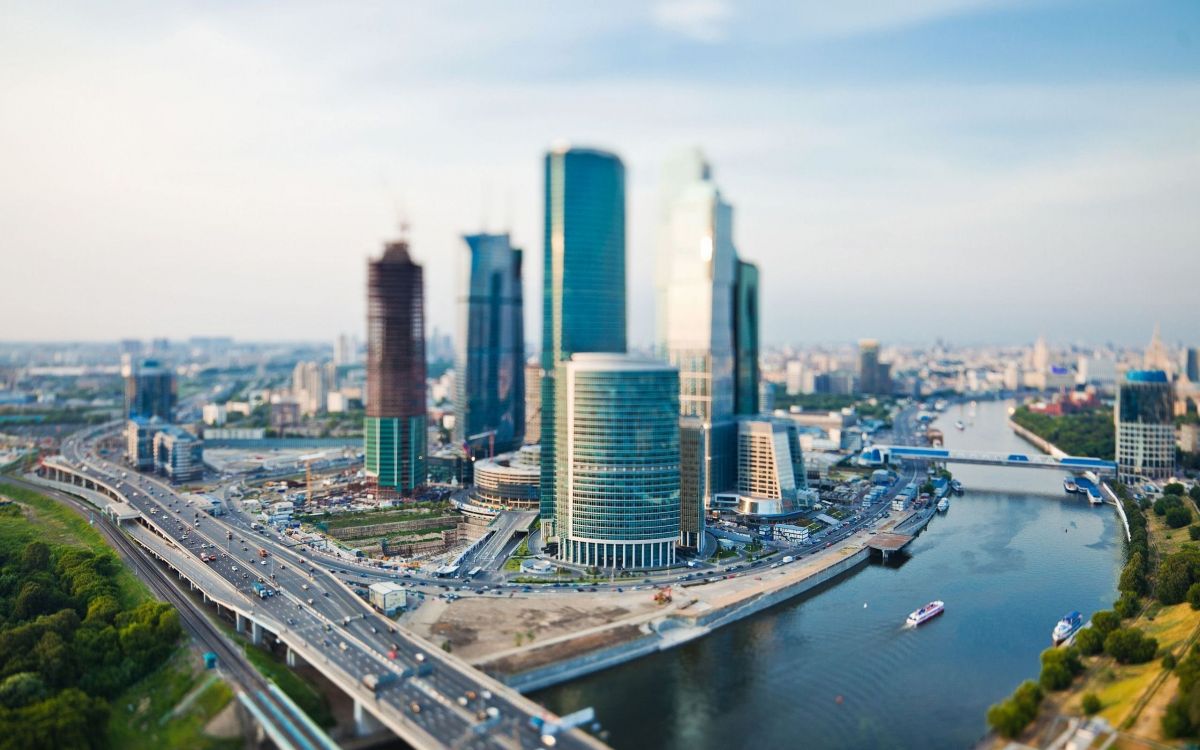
[867,532,915,562]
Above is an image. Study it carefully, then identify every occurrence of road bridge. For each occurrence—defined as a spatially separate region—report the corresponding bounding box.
[41,424,606,750]
[860,445,1117,476]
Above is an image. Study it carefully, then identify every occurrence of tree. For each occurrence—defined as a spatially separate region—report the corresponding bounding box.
[1165,482,1186,496]
[1104,628,1158,664]
[1075,627,1104,656]
[1119,552,1147,596]
[987,681,1043,739]
[1188,583,1200,611]
[1168,506,1193,529]
[1114,592,1140,619]
[1040,661,1072,691]
[1190,485,1200,503]
[1091,610,1121,635]
[1082,693,1102,716]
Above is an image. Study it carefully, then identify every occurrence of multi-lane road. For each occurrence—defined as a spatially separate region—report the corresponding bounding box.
[57,425,604,750]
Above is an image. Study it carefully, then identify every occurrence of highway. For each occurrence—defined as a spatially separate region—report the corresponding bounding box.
[0,474,336,750]
[57,424,605,750]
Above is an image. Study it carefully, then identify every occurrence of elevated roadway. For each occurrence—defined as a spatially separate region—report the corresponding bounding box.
[47,424,607,750]
[861,445,1117,475]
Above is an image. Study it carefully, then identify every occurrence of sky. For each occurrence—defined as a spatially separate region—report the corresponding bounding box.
[1,0,1198,349]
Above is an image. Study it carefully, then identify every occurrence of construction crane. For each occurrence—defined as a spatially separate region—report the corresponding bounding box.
[298,452,321,509]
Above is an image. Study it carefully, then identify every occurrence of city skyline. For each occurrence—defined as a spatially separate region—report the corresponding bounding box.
[3,2,1198,346]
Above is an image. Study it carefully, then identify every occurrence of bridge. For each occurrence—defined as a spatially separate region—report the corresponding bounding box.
[36,423,606,750]
[860,445,1117,476]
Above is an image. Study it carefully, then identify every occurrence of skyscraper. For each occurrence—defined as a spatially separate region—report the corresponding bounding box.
[364,238,427,497]
[557,354,680,569]
[1115,370,1175,482]
[454,233,525,454]
[524,361,541,444]
[123,358,176,421]
[656,148,738,548]
[292,360,336,416]
[1185,348,1199,383]
[1144,324,1174,376]
[540,146,627,541]
[733,259,760,415]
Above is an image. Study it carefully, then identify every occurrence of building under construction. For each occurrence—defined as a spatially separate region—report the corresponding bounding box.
[364,238,427,499]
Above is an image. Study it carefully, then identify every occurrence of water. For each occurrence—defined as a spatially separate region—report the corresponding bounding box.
[532,400,1122,749]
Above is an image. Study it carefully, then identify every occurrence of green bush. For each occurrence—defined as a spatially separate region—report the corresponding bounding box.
[1156,548,1200,605]
[1082,692,1102,716]
[1189,583,1200,611]
[1168,506,1194,529]
[1075,627,1105,656]
[1091,610,1121,635]
[1190,525,1200,542]
[1165,482,1186,496]
[987,680,1043,738]
[1119,551,1147,596]
[1038,647,1083,691]
[1114,592,1140,619]
[1104,627,1158,664]
[1165,653,1178,670]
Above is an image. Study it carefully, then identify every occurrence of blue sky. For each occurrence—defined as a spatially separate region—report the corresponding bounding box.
[1,1,1197,347]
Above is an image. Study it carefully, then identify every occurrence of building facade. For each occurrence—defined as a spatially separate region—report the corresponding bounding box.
[524,361,541,444]
[540,146,627,541]
[153,425,204,483]
[1115,370,1175,482]
[364,239,427,497]
[733,417,811,517]
[470,446,540,511]
[733,259,760,416]
[293,361,337,416]
[557,354,680,569]
[454,233,525,454]
[123,358,176,420]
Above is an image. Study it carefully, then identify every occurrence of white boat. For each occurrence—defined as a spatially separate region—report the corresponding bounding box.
[1052,611,1083,645]
[1064,478,1079,494]
[907,600,945,627]
[937,498,949,512]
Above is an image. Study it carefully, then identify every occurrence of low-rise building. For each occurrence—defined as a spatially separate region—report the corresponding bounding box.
[368,581,407,615]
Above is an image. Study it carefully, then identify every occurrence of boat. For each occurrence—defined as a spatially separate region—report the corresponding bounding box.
[907,600,944,627]
[1087,489,1103,506]
[954,420,965,431]
[1052,611,1084,645]
[1064,478,1079,494]
[937,498,949,512]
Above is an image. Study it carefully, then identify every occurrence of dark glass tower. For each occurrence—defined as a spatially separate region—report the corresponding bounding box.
[454,233,525,454]
[540,146,627,541]
[732,259,760,416]
[364,239,427,496]
[123,358,176,420]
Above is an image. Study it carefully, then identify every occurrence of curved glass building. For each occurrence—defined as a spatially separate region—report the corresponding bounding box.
[1116,369,1175,482]
[454,233,524,453]
[540,146,627,541]
[558,354,680,569]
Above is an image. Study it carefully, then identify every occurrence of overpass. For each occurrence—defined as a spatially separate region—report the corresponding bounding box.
[41,424,608,750]
[860,445,1117,476]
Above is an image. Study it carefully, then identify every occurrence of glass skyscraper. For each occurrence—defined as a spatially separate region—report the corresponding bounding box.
[454,233,524,454]
[1115,369,1175,482]
[656,149,739,548]
[540,146,627,541]
[364,239,427,497]
[733,259,760,416]
[123,358,177,421]
[558,354,680,569]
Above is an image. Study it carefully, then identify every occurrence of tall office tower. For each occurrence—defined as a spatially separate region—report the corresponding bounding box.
[1115,370,1175,483]
[540,146,626,541]
[735,418,810,516]
[558,354,680,569]
[733,259,760,415]
[656,148,738,548]
[123,358,177,421]
[785,360,804,396]
[292,361,332,416]
[1032,336,1050,373]
[334,333,357,366]
[1185,348,1199,383]
[1144,324,1174,376]
[364,238,427,497]
[454,233,525,455]
[524,361,541,444]
[858,339,880,394]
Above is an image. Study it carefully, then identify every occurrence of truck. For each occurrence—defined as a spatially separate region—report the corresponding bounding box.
[250,522,262,530]
[361,673,398,693]
[251,581,273,599]
[258,548,268,558]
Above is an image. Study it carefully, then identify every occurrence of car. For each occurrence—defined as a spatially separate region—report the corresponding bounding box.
[232,565,238,572]
[409,702,421,714]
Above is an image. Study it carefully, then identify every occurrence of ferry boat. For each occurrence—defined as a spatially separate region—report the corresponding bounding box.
[1087,488,1104,506]
[1052,611,1084,645]
[907,600,945,627]
[937,498,950,512]
[1063,478,1079,494]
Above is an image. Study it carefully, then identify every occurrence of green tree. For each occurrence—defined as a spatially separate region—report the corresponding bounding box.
[1114,592,1140,619]
[1167,506,1193,529]
[1082,693,1101,716]
[1104,628,1158,664]
[1165,482,1186,496]
[1119,551,1147,596]
[1188,583,1200,611]
[1075,627,1104,656]
[1091,610,1121,635]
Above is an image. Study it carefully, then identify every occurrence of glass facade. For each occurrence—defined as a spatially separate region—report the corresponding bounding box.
[733,260,760,416]
[454,233,524,453]
[559,355,680,569]
[1116,370,1175,482]
[364,240,427,496]
[540,147,627,540]
[123,359,177,420]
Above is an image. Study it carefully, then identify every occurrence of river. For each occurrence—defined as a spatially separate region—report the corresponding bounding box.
[532,399,1122,749]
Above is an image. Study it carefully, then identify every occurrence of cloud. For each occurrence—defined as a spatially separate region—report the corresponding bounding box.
[652,0,733,42]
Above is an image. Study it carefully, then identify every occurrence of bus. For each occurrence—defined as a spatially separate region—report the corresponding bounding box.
[466,566,482,578]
